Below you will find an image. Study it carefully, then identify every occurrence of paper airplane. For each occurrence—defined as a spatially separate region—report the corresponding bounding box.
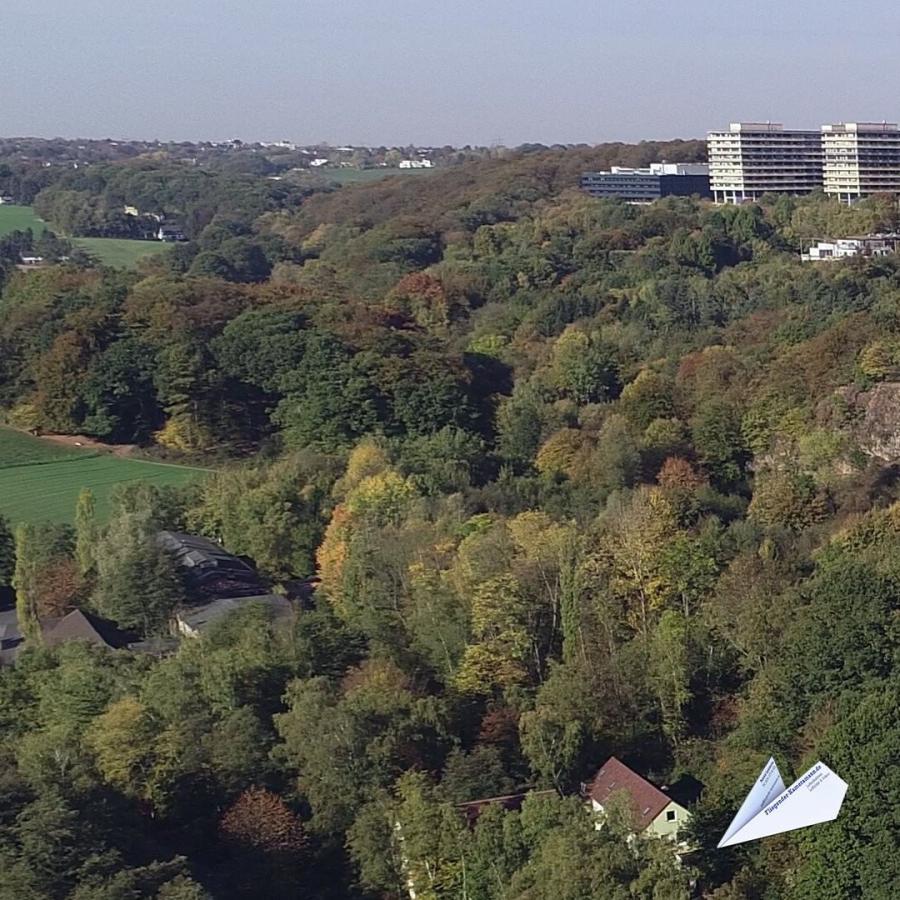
[718,758,847,848]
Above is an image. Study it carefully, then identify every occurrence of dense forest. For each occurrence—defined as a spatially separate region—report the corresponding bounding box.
[1,140,899,899]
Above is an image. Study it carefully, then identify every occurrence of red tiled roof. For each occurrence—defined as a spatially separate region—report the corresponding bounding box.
[584,757,671,831]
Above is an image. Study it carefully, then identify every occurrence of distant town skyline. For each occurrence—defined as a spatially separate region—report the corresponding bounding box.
[5,0,900,147]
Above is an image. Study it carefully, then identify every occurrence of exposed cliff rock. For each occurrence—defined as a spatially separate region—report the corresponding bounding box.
[836,382,900,463]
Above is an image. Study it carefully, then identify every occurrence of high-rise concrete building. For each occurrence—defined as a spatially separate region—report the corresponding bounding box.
[821,122,900,203]
[707,123,823,203]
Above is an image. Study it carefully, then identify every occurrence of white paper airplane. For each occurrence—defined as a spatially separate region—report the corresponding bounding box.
[718,758,848,848]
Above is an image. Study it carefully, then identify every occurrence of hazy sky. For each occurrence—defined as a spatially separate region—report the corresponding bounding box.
[5,0,900,146]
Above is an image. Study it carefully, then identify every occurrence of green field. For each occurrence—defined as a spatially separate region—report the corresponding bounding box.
[0,204,167,268]
[0,204,46,236]
[0,428,89,467]
[0,428,207,524]
[74,237,169,268]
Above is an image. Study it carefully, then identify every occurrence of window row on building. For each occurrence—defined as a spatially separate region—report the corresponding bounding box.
[709,122,900,203]
[579,163,711,203]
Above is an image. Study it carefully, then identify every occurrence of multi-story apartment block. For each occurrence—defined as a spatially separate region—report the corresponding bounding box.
[707,123,823,203]
[580,163,710,203]
[821,122,900,202]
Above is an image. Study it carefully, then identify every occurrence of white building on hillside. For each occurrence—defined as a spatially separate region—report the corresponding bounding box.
[708,122,823,203]
[822,122,900,203]
[801,234,900,261]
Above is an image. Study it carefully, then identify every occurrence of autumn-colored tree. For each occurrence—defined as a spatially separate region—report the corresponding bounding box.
[535,428,590,478]
[13,522,73,641]
[36,558,81,618]
[32,331,90,431]
[220,787,308,856]
[387,271,453,332]
[619,368,675,430]
[86,696,158,801]
[595,488,679,637]
[455,574,531,696]
[657,456,705,493]
[333,438,391,500]
[317,468,418,618]
[749,469,830,532]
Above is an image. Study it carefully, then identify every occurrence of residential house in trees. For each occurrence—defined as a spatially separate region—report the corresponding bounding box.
[156,224,186,242]
[157,531,265,599]
[582,757,693,844]
[0,606,142,666]
[158,531,295,637]
[174,593,294,638]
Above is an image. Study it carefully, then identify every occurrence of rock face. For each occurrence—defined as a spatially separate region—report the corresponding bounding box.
[840,382,900,463]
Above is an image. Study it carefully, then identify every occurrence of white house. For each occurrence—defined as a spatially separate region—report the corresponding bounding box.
[156,224,186,242]
[583,757,692,845]
[399,159,434,169]
[802,234,900,262]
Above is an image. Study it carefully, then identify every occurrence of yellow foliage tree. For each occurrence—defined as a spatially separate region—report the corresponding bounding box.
[316,504,352,615]
[596,487,679,636]
[318,470,418,616]
[154,414,213,452]
[346,471,417,526]
[858,339,900,380]
[333,438,391,500]
[535,428,590,478]
[454,574,530,697]
[7,402,40,432]
[86,696,157,802]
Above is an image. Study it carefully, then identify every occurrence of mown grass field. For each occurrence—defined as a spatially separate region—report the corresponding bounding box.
[0,428,207,524]
[74,237,169,268]
[0,204,46,235]
[0,428,88,467]
[0,204,167,268]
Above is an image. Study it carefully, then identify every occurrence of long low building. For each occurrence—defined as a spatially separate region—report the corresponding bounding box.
[174,593,294,638]
[580,163,711,203]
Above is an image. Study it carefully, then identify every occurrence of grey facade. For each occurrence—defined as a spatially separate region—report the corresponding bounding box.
[580,164,711,203]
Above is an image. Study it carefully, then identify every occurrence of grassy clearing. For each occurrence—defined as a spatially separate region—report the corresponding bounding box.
[0,428,206,524]
[0,205,46,236]
[0,205,167,268]
[74,237,169,268]
[0,428,87,467]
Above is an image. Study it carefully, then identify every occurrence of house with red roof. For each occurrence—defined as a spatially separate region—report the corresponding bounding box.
[582,757,692,843]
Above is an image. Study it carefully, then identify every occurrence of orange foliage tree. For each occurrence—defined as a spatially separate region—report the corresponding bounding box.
[219,787,307,856]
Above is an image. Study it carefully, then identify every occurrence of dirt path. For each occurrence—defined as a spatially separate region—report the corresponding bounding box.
[30,432,137,457]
